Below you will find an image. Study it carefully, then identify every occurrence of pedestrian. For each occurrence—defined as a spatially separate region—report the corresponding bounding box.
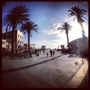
[47,52,48,57]
[53,50,55,56]
[50,49,52,57]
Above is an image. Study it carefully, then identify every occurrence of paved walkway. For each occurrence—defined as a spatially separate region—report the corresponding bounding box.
[2,52,88,88]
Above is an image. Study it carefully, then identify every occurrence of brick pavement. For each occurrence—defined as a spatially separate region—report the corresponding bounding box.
[64,59,88,88]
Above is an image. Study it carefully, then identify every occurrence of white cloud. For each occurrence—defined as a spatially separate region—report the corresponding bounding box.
[39,21,69,48]
[50,17,59,23]
[53,22,61,29]
[41,22,62,37]
[38,15,88,49]
[35,38,67,49]
[41,29,59,35]
[52,39,59,42]
[64,16,73,23]
[36,40,58,48]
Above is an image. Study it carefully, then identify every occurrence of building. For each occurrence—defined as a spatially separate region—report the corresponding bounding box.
[2,30,24,51]
[16,30,24,47]
[24,44,36,49]
[41,45,46,53]
[41,45,46,50]
[24,44,36,51]
[2,39,6,49]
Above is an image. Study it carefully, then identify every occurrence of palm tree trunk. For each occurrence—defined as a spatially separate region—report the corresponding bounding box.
[11,24,15,55]
[77,19,87,57]
[78,21,85,38]
[66,32,70,50]
[5,26,8,43]
[76,39,80,55]
[28,32,30,51]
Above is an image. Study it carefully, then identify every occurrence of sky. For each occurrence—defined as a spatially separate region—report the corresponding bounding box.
[2,1,88,49]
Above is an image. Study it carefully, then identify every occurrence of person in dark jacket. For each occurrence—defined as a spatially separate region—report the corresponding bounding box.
[50,49,52,57]
[53,50,55,56]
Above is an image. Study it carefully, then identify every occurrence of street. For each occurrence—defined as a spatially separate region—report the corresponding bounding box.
[2,51,88,88]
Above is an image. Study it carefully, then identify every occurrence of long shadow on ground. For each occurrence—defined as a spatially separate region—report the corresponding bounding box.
[2,54,65,73]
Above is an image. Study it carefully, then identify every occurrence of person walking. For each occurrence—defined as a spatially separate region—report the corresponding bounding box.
[53,50,55,56]
[47,52,48,57]
[50,49,52,57]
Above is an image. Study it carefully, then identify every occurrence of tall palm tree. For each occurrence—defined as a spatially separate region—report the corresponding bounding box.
[68,6,88,37]
[57,22,72,50]
[3,5,30,54]
[20,21,38,51]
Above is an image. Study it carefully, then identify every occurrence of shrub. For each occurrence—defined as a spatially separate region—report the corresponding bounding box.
[80,50,88,59]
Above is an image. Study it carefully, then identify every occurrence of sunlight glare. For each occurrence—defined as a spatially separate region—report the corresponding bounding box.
[69,21,82,41]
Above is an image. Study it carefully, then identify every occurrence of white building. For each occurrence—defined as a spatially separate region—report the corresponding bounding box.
[16,30,24,48]
[2,30,24,50]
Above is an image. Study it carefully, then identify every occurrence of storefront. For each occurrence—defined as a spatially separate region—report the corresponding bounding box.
[2,39,11,56]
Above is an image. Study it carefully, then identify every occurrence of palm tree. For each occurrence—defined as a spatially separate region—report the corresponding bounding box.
[3,5,30,55]
[20,21,38,51]
[57,22,72,50]
[68,6,88,37]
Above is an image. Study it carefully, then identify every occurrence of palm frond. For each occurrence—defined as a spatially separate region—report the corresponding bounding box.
[23,31,27,34]
[20,21,38,37]
[57,27,60,30]
[81,16,87,20]
[68,5,88,22]
[73,17,76,21]
[3,5,30,28]
[57,27,64,30]
[57,22,72,34]
[33,29,38,33]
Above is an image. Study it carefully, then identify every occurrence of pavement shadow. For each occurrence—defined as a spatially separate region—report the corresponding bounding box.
[2,54,64,73]
[2,57,32,60]
[40,56,51,59]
